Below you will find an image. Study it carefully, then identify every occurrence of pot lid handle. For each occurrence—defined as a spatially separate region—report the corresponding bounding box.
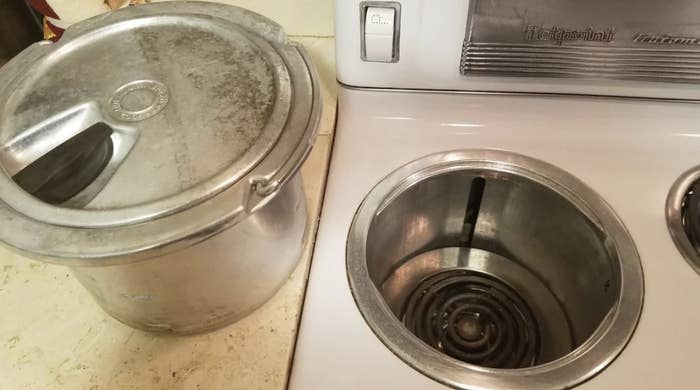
[246,45,322,210]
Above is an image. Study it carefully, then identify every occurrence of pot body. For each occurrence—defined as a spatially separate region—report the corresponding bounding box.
[70,174,307,333]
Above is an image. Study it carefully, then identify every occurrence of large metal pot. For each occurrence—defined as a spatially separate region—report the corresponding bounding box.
[0,2,320,333]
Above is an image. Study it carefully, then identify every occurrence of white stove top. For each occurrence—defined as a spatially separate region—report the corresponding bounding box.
[290,87,700,389]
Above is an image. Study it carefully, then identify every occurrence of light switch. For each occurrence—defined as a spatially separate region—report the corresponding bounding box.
[364,7,396,62]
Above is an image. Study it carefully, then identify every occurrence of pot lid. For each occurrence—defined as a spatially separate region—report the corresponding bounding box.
[0,2,320,263]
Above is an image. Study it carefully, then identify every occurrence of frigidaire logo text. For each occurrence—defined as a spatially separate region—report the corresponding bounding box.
[524,25,616,45]
[634,33,700,45]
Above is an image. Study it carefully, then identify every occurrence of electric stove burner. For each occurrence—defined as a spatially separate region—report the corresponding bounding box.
[402,269,539,369]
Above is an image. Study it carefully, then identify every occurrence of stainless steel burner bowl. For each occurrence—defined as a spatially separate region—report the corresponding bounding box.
[667,166,700,275]
[347,150,643,390]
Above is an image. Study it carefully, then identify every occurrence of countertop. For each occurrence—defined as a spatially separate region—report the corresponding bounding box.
[0,1,337,389]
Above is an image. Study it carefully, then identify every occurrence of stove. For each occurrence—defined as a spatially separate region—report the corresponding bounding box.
[290,1,700,389]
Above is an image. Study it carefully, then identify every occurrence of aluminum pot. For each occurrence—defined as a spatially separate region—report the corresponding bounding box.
[0,2,320,333]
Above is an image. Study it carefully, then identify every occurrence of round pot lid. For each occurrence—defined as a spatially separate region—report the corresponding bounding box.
[0,2,320,263]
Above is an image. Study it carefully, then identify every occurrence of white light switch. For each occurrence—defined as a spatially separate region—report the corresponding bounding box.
[364,7,396,62]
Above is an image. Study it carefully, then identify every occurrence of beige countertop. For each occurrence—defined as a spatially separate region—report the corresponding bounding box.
[0,1,336,389]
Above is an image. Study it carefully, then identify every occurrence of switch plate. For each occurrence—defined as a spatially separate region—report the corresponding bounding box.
[364,7,395,62]
[360,2,401,63]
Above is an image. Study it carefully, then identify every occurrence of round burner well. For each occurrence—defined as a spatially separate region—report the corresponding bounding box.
[667,166,700,275]
[347,150,643,390]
